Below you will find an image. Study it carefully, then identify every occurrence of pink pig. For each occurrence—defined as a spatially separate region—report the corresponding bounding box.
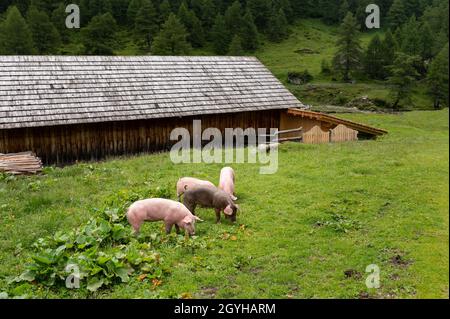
[218,167,237,201]
[176,177,215,200]
[126,198,202,236]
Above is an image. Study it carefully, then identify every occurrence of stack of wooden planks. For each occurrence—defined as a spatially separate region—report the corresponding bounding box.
[0,152,43,175]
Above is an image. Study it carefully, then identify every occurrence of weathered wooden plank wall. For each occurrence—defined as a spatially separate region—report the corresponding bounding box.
[330,124,358,143]
[0,110,280,165]
[303,126,331,144]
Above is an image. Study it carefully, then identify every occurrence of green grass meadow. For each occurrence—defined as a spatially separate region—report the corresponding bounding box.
[1,110,448,298]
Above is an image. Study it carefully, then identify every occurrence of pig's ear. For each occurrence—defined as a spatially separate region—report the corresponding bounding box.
[182,216,192,224]
[194,216,204,222]
[224,205,233,215]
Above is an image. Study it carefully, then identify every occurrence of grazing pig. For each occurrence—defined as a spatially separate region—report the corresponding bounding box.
[218,167,237,200]
[126,198,203,236]
[183,186,238,223]
[176,177,216,200]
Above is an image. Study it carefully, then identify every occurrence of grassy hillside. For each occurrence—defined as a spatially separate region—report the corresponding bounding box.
[254,20,434,110]
[1,110,448,298]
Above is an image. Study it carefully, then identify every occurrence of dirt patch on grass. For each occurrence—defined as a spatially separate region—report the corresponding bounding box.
[390,254,413,268]
[344,269,362,279]
[197,286,219,298]
[248,267,262,274]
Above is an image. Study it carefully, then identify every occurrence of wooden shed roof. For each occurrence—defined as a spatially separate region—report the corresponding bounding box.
[0,56,304,130]
[287,108,388,136]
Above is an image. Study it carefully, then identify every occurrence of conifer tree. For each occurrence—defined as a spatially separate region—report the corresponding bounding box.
[88,0,112,18]
[364,34,385,79]
[274,0,294,23]
[81,13,118,55]
[27,6,61,54]
[211,13,229,55]
[224,0,243,36]
[228,34,244,56]
[399,16,421,57]
[0,6,35,54]
[332,12,363,81]
[177,2,204,47]
[152,13,191,55]
[419,22,434,61]
[339,0,350,22]
[127,0,143,25]
[134,0,158,49]
[402,0,422,18]
[387,53,421,109]
[381,30,398,77]
[51,3,70,43]
[110,0,130,25]
[267,8,289,42]
[387,0,407,30]
[240,9,259,51]
[159,0,172,24]
[247,0,272,31]
[200,0,217,37]
[320,0,341,25]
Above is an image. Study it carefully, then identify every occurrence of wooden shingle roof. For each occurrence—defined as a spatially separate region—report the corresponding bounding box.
[0,56,304,129]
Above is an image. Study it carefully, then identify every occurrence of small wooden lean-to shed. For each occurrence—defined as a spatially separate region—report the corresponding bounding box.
[280,108,387,144]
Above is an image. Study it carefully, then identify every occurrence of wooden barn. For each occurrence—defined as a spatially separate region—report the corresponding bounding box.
[0,56,386,165]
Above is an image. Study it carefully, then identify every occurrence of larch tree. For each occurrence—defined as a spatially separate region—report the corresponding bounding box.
[240,9,259,52]
[332,12,363,82]
[419,22,434,61]
[134,0,159,49]
[228,34,244,56]
[387,0,407,30]
[364,34,385,80]
[381,30,398,77]
[127,0,144,25]
[27,6,61,54]
[151,13,191,55]
[247,0,272,31]
[81,13,118,55]
[159,0,172,24]
[211,13,229,55]
[224,0,243,37]
[267,8,289,42]
[387,53,421,109]
[0,6,35,55]
[51,3,70,43]
[177,1,205,48]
